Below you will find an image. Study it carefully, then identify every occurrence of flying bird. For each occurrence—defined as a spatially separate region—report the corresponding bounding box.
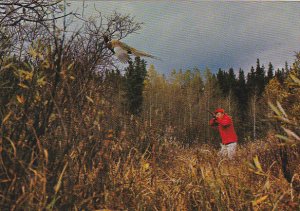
[103,35,160,63]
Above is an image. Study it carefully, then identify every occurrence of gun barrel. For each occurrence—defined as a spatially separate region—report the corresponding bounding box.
[206,110,216,117]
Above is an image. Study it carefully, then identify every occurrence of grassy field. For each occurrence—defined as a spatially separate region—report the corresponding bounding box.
[92,137,300,211]
[2,131,299,210]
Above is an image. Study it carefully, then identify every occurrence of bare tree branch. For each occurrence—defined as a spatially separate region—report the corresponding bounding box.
[0,0,72,27]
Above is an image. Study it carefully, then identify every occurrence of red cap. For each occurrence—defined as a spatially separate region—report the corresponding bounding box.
[214,108,224,114]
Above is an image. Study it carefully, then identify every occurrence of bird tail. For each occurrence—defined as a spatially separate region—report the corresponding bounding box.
[131,48,161,60]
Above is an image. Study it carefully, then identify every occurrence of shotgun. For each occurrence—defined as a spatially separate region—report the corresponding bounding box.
[207,110,219,126]
[207,110,216,119]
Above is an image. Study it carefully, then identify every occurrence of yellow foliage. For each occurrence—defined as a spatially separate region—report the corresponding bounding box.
[16,95,25,104]
[252,195,268,206]
[264,78,287,102]
[34,93,41,102]
[17,69,33,81]
[2,111,12,124]
[18,83,29,89]
[253,155,262,171]
[141,162,150,171]
[54,162,68,194]
[37,76,47,87]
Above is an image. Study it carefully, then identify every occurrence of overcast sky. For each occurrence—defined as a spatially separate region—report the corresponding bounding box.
[67,1,300,74]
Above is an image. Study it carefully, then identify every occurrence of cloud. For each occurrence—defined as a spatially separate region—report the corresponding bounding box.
[68,1,300,74]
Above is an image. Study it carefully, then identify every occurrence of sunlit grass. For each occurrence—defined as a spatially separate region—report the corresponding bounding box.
[1,124,299,210]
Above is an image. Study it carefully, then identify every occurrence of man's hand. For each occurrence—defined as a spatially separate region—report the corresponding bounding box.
[209,117,218,126]
[207,110,216,118]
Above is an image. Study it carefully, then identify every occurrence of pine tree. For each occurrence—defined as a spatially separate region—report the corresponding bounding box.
[275,68,285,84]
[235,69,248,110]
[247,66,256,92]
[124,57,147,115]
[285,61,290,75]
[234,68,248,140]
[228,68,237,90]
[267,62,274,82]
[217,68,226,96]
[247,65,258,139]
[255,59,266,96]
[216,68,237,97]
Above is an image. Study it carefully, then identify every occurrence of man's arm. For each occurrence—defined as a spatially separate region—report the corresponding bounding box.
[216,115,232,127]
[209,118,219,127]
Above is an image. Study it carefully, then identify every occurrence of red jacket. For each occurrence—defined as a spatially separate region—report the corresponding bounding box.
[209,114,238,145]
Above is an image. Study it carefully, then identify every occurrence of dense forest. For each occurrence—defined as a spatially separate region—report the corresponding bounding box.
[0,1,299,210]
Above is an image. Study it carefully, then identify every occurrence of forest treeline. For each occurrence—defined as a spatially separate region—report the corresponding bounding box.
[107,57,295,145]
[0,1,299,209]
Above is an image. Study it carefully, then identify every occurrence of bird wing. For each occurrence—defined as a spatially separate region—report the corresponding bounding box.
[111,40,132,51]
[111,40,161,60]
[130,48,161,60]
[114,46,130,63]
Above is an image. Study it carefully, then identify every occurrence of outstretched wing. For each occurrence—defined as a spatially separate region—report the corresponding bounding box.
[131,48,161,60]
[111,40,132,52]
[114,46,130,63]
[112,40,160,60]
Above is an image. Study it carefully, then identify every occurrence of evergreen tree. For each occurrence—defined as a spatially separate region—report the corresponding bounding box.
[227,68,237,90]
[247,65,258,139]
[275,68,285,84]
[234,68,249,141]
[216,68,236,97]
[124,57,147,115]
[255,59,266,96]
[247,66,256,92]
[267,62,274,82]
[217,68,226,96]
[284,61,291,79]
[256,58,260,70]
[285,61,290,75]
[235,69,248,110]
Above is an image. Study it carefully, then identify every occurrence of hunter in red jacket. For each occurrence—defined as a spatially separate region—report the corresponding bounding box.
[209,108,238,158]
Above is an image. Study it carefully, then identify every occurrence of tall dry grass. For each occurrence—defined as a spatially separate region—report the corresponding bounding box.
[1,130,299,210]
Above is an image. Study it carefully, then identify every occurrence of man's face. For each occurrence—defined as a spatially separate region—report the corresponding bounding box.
[216,112,224,118]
